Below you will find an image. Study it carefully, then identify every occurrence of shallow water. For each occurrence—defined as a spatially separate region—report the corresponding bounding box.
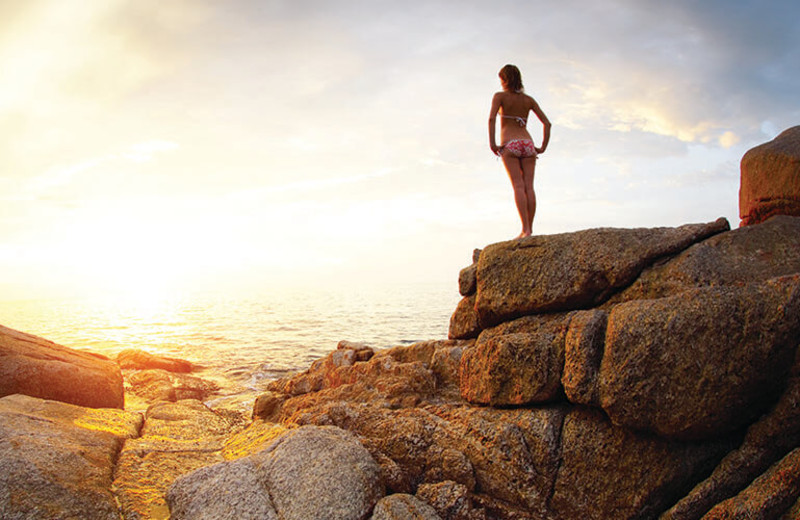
[0,282,460,411]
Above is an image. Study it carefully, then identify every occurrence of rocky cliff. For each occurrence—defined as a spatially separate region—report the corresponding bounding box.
[2,130,800,519]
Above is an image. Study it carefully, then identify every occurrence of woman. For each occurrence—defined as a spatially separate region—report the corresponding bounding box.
[489,64,551,238]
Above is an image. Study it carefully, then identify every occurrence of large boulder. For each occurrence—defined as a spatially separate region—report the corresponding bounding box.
[663,350,800,518]
[473,219,728,328]
[167,425,384,520]
[0,324,124,409]
[740,126,800,226]
[459,313,570,406]
[609,215,800,304]
[549,407,733,520]
[0,394,142,519]
[166,458,278,520]
[599,275,800,440]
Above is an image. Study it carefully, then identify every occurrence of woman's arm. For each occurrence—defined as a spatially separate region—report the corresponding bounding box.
[488,92,502,155]
[530,98,551,154]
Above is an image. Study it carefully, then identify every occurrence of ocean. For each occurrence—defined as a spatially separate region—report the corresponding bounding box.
[0,281,461,411]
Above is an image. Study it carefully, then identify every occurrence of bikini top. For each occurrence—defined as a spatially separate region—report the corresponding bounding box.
[502,115,527,127]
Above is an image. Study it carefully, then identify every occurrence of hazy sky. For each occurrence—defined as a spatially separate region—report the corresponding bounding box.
[1,0,798,300]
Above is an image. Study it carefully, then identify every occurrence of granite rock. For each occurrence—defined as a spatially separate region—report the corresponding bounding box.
[0,394,141,519]
[740,126,800,226]
[0,324,124,409]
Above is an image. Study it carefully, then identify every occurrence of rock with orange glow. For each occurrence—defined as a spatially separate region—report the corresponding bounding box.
[0,324,124,409]
[0,394,141,519]
[126,368,220,404]
[739,126,800,226]
[167,425,384,520]
[113,399,243,519]
[607,215,800,305]
[117,348,194,373]
[250,215,800,518]
[463,218,729,334]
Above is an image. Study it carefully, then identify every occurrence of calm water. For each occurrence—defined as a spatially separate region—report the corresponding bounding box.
[0,282,461,411]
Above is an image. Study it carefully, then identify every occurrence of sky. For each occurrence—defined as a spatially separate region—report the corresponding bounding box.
[0,0,798,301]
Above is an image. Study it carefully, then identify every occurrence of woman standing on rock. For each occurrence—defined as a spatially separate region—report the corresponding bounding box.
[489,64,551,238]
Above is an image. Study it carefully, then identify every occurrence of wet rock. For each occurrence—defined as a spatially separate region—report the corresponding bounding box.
[252,390,287,421]
[371,493,443,520]
[600,275,800,440]
[740,126,800,226]
[222,419,288,460]
[113,399,241,519]
[126,368,220,404]
[0,394,141,519]
[474,218,729,327]
[0,324,124,409]
[117,348,194,373]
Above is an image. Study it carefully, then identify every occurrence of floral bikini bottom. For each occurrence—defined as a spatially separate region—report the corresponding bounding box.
[503,139,537,158]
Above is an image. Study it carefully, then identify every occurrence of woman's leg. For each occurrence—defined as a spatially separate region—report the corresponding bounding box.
[502,154,531,237]
[521,156,537,233]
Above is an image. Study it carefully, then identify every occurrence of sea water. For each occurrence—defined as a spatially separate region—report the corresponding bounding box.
[0,281,461,411]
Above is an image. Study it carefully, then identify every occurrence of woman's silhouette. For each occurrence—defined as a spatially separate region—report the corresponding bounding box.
[489,64,551,238]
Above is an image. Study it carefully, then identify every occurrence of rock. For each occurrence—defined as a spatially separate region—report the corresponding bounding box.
[549,407,734,520]
[338,339,376,362]
[449,295,481,340]
[266,340,471,414]
[416,480,486,520]
[740,126,800,226]
[0,394,142,519]
[171,425,384,520]
[222,420,288,460]
[474,218,729,328]
[662,348,800,519]
[0,324,124,409]
[422,448,476,492]
[702,447,800,519]
[429,342,467,389]
[113,400,242,519]
[459,264,478,296]
[126,368,220,403]
[255,425,384,520]
[609,215,800,304]
[562,309,606,405]
[117,348,194,372]
[167,458,279,520]
[252,390,287,421]
[459,313,570,406]
[599,275,800,440]
[371,493,443,520]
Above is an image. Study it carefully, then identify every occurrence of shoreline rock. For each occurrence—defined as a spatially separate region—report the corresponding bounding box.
[3,212,800,517]
[0,324,124,409]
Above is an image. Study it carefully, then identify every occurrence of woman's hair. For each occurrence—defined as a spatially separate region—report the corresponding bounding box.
[499,64,524,93]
